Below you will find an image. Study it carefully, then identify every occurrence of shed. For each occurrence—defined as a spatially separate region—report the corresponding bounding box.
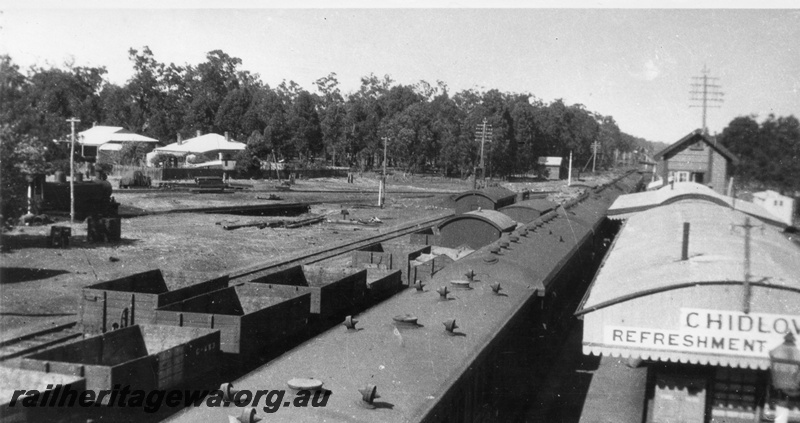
[538,156,564,180]
[437,209,517,249]
[499,199,558,223]
[351,242,432,284]
[652,129,739,195]
[453,186,517,214]
[154,284,310,357]
[79,269,229,335]
[247,265,368,322]
[752,190,796,227]
[21,324,219,395]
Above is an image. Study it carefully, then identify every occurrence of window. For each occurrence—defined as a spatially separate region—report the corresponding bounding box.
[690,141,704,151]
[676,171,690,183]
[692,173,704,184]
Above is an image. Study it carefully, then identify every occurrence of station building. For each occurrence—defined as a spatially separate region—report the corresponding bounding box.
[577,191,800,422]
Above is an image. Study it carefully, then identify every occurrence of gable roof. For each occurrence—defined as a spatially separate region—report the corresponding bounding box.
[653,129,739,164]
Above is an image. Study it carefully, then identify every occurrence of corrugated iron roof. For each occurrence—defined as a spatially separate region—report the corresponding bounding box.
[438,209,517,232]
[452,186,517,203]
[580,201,800,312]
[607,182,786,228]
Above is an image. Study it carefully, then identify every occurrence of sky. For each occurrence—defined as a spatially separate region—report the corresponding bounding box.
[1,2,798,144]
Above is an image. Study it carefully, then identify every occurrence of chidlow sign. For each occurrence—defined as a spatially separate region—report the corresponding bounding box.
[604,308,800,357]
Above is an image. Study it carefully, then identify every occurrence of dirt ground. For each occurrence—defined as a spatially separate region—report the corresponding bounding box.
[0,173,605,335]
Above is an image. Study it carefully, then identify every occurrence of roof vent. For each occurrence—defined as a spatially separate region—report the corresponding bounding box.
[443,319,459,334]
[231,407,261,423]
[437,286,450,299]
[343,315,358,330]
[464,269,475,282]
[451,280,471,290]
[221,382,244,405]
[490,282,503,295]
[358,384,380,409]
[288,378,324,391]
[509,235,519,243]
[393,314,419,327]
[500,241,510,249]
[489,246,501,255]
[519,228,529,237]
[413,279,425,292]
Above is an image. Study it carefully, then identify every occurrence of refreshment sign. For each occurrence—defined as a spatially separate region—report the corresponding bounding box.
[604,308,800,357]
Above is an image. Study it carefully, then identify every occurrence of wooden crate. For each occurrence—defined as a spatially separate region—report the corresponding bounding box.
[79,270,228,335]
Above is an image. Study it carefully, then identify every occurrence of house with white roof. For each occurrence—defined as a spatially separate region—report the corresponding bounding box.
[148,131,246,169]
[77,125,159,161]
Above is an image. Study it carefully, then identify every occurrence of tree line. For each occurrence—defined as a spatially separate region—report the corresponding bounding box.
[1,47,651,177]
[717,114,800,194]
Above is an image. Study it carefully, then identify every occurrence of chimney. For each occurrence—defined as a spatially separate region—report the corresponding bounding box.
[225,131,230,141]
[681,222,690,261]
[196,130,202,138]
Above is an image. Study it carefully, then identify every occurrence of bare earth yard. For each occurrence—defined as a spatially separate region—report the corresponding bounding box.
[0,174,598,335]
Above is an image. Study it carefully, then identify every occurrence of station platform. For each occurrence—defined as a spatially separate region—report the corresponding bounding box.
[525,320,649,423]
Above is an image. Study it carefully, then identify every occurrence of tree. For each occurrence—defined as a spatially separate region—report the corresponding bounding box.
[184,50,243,132]
[288,90,323,160]
[215,88,252,138]
[719,114,800,191]
[0,126,48,220]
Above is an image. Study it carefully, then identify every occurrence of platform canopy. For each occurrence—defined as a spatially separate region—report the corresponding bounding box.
[607,182,786,228]
[577,200,800,370]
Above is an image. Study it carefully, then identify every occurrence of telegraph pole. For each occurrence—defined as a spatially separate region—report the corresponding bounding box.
[474,118,492,188]
[66,117,80,224]
[591,140,600,173]
[690,65,724,134]
[379,136,388,208]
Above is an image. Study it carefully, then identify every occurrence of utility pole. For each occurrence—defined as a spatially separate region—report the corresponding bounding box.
[591,140,600,173]
[66,117,80,224]
[568,151,573,186]
[474,118,492,188]
[690,65,724,134]
[379,136,388,208]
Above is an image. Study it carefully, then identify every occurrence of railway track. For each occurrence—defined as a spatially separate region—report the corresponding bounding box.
[0,320,82,361]
[227,210,452,281]
[0,211,451,361]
